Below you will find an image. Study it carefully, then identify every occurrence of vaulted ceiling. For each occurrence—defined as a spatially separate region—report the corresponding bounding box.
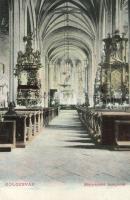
[32,0,128,64]
[33,0,100,63]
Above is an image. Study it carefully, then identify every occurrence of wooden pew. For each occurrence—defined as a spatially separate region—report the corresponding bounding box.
[100,112,130,146]
[4,114,27,148]
[43,108,49,126]
[1,107,59,150]
[115,120,130,147]
[77,106,130,147]
[0,120,16,151]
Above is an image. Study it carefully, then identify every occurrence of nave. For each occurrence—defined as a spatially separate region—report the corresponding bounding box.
[0,1,130,197]
[0,110,130,187]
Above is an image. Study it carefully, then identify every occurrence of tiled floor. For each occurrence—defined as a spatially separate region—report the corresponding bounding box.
[0,110,130,188]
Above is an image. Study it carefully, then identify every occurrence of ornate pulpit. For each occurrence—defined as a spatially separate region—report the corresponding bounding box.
[14,34,42,107]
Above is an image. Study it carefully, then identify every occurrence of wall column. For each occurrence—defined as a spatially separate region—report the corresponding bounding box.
[128,0,130,104]
[9,0,14,102]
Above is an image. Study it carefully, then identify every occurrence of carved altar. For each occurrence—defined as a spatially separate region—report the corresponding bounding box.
[14,34,42,107]
[94,31,129,107]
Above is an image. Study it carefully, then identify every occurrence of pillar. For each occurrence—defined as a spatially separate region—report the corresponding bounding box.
[9,0,14,102]
[128,0,130,104]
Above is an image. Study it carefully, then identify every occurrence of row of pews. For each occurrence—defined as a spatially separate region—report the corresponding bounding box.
[77,106,130,148]
[0,107,59,151]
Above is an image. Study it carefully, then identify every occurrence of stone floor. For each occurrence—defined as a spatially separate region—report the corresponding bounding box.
[0,110,130,188]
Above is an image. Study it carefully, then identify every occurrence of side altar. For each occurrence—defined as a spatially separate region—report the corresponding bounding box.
[94,30,129,108]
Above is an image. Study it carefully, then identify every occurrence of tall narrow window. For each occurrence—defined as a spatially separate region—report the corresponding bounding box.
[27,8,31,35]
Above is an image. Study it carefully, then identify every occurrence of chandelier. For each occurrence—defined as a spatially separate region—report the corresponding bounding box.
[59,1,71,88]
[63,1,70,75]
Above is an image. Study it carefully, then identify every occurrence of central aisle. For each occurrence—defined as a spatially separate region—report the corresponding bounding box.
[0,110,130,187]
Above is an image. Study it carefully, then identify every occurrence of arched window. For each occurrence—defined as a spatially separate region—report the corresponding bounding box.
[27,8,31,35]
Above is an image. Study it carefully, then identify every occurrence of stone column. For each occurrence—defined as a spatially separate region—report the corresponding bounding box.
[115,0,119,30]
[112,0,116,33]
[85,60,88,94]
[89,53,95,106]
[128,0,130,104]
[57,63,61,90]
[106,11,112,34]
[13,0,20,103]
[19,1,25,51]
[49,63,53,89]
[9,0,25,104]
[9,0,14,102]
[45,56,49,107]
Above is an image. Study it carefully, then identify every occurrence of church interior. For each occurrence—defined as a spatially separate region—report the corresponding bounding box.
[0,0,130,187]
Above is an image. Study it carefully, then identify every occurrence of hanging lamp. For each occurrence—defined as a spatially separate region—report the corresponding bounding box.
[59,1,71,88]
